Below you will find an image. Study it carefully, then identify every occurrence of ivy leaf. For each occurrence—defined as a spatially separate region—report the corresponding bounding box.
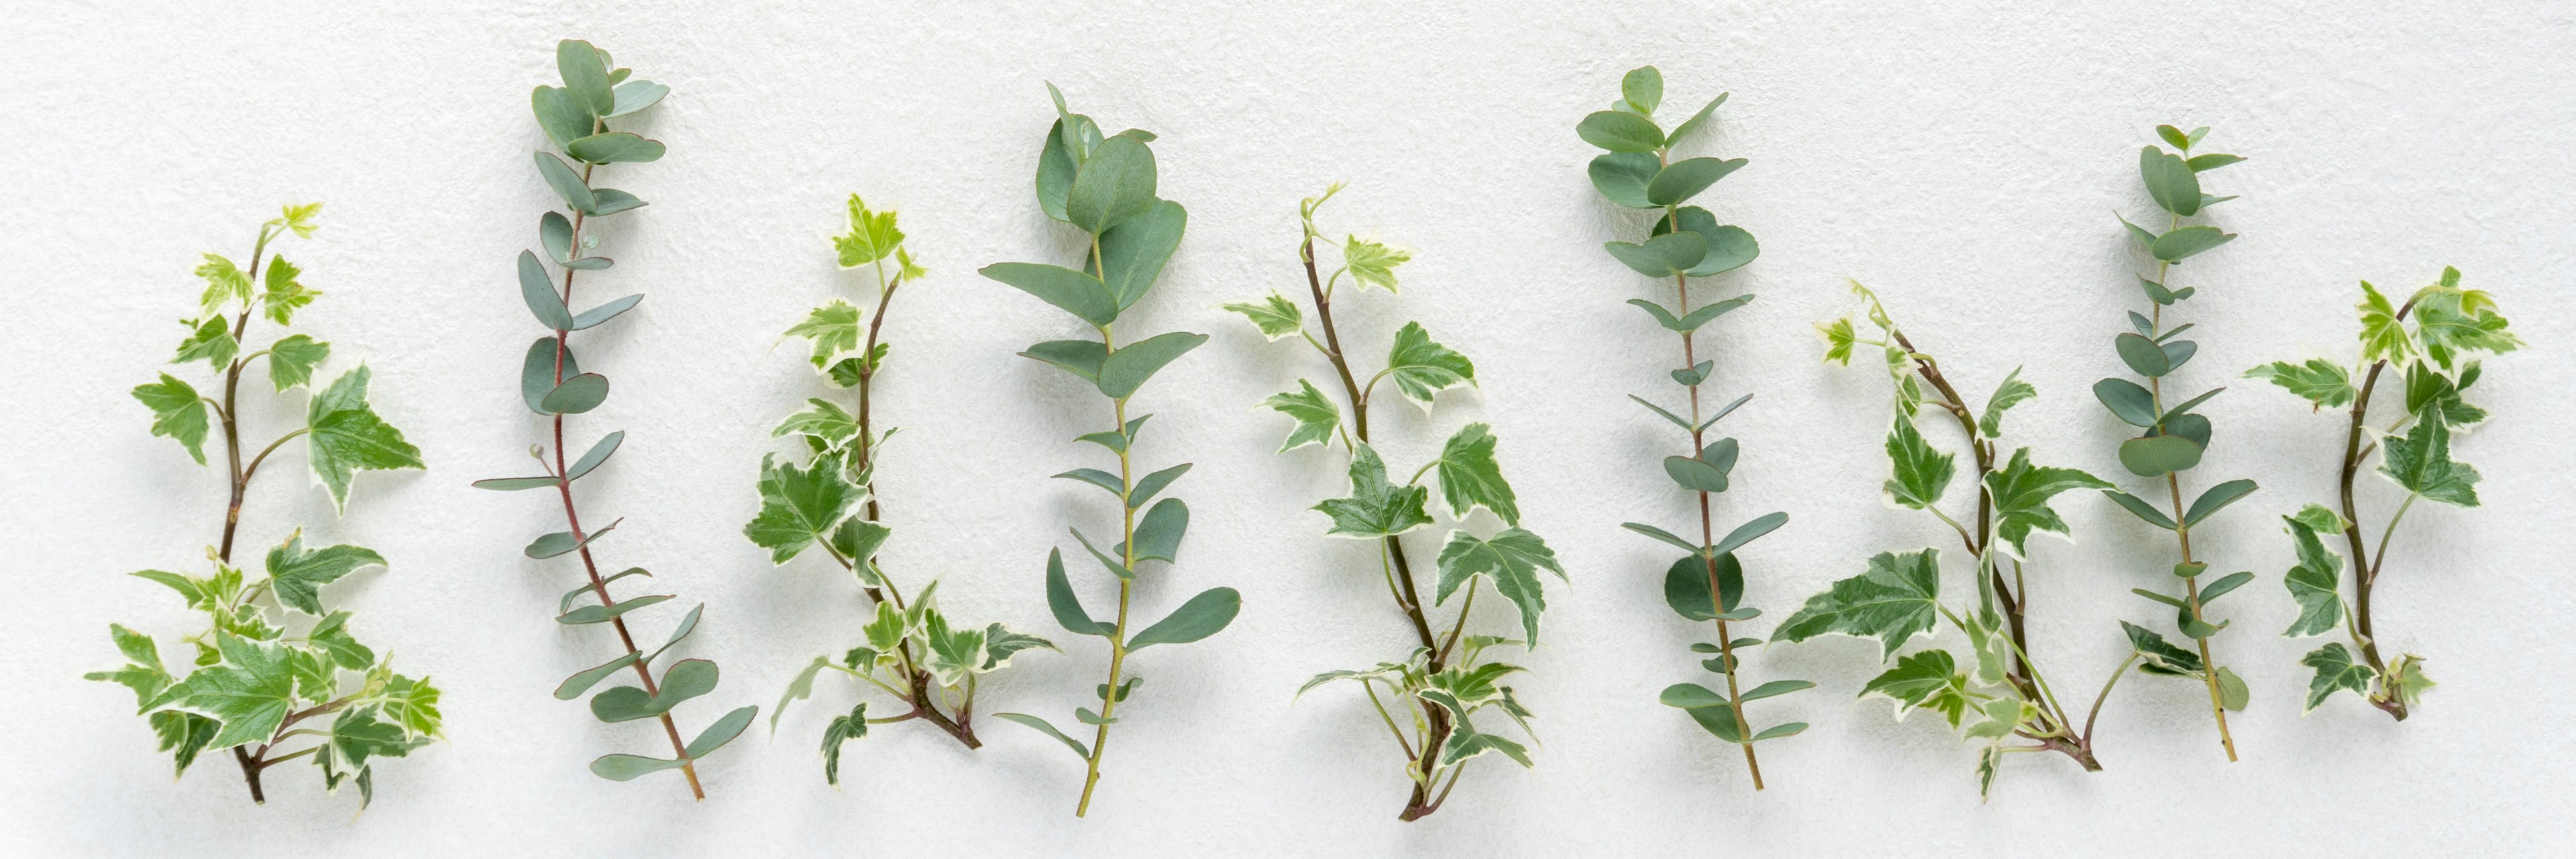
[2123,621,2204,675]
[195,254,252,313]
[771,398,860,448]
[1882,417,1953,510]
[979,624,1056,672]
[2389,654,2436,706]
[918,609,988,688]
[1313,444,1432,538]
[2299,642,2373,713]
[133,374,211,465]
[1222,293,1304,341]
[2279,511,2346,638]
[1434,528,1565,646]
[786,299,863,369]
[172,317,243,374]
[264,534,386,615]
[821,701,868,785]
[2378,408,2481,507]
[1772,549,1941,658]
[260,256,317,324]
[1263,380,1340,452]
[86,623,176,707]
[1382,321,1475,409]
[1859,649,1971,726]
[305,366,425,512]
[155,634,297,749]
[2410,281,2520,365]
[1978,366,2035,438]
[1430,423,1519,525]
[744,452,860,564]
[266,334,331,391]
[832,195,905,267]
[1341,236,1411,292]
[2245,359,2357,410]
[1984,448,2112,559]
[2356,281,2414,364]
[307,611,374,669]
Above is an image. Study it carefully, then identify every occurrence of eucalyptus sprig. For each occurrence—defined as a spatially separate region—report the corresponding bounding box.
[2247,266,2519,719]
[979,84,1242,817]
[1578,66,1806,788]
[761,195,1056,783]
[92,204,439,807]
[473,40,754,798]
[1227,184,1562,821]
[1792,284,2133,798]
[2096,124,2257,760]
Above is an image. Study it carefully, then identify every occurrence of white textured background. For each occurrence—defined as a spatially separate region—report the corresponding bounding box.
[5,1,2571,856]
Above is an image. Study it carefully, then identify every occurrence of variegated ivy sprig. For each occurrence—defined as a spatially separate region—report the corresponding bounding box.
[1227,184,1561,822]
[1580,66,1806,789]
[1793,284,2133,799]
[2096,124,2256,761]
[93,204,439,808]
[761,195,1055,785]
[472,40,754,799]
[979,85,1241,818]
[2247,266,2518,719]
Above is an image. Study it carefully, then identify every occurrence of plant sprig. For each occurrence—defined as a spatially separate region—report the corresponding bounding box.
[981,84,1241,818]
[1578,65,1807,789]
[474,40,753,798]
[2096,124,2255,760]
[1229,183,1562,821]
[761,195,1056,782]
[2248,263,2519,719]
[1794,283,2134,799]
[93,203,440,808]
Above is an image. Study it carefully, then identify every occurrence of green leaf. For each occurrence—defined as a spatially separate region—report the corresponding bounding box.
[1660,682,1727,709]
[1097,332,1205,399]
[684,705,759,760]
[555,651,641,700]
[2183,479,2257,526]
[1127,462,1191,509]
[520,337,577,413]
[1314,443,1433,538]
[158,634,296,749]
[1043,550,1115,636]
[1430,423,1520,525]
[1774,549,1941,657]
[556,40,614,115]
[771,399,859,448]
[133,374,211,465]
[2151,225,2235,263]
[606,79,669,119]
[1434,528,1566,644]
[531,85,592,149]
[533,152,596,213]
[1980,367,2035,438]
[2356,281,2414,363]
[172,316,238,368]
[1126,587,1242,650]
[195,254,252,313]
[981,624,1055,671]
[2379,409,2480,507]
[2243,359,2359,411]
[264,534,384,615]
[1263,380,1340,452]
[305,613,374,668]
[2214,666,2250,711]
[2188,152,2245,172]
[1065,134,1158,234]
[1665,440,1737,493]
[2390,655,2435,705]
[920,610,989,687]
[2200,570,2253,605]
[539,373,610,415]
[1340,234,1410,292]
[784,300,861,368]
[994,712,1091,758]
[1588,152,1660,208]
[1664,552,1743,621]
[981,262,1117,326]
[1882,417,1953,510]
[587,188,646,215]
[1652,209,1758,276]
[832,194,905,266]
[2139,146,2203,216]
[1021,338,1107,383]
[557,594,671,625]
[1646,157,1747,207]
[818,701,868,785]
[588,752,690,782]
[1986,449,2112,557]
[1603,232,1708,279]
[1035,113,1101,222]
[1860,649,1971,725]
[1382,321,1476,407]
[266,334,330,391]
[1095,199,1187,309]
[744,452,861,564]
[2102,490,2177,529]
[566,132,665,164]
[1665,93,1729,148]
[2281,513,2347,637]
[2125,621,2204,675]
[2114,332,2171,377]
[1224,293,1304,341]
[1124,498,1189,564]
[525,519,618,559]
[306,366,425,511]
[1621,66,1663,113]
[1576,109,1664,152]
[517,250,574,330]
[2119,434,2204,477]
[259,256,315,325]
[590,658,720,723]
[2299,643,2373,713]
